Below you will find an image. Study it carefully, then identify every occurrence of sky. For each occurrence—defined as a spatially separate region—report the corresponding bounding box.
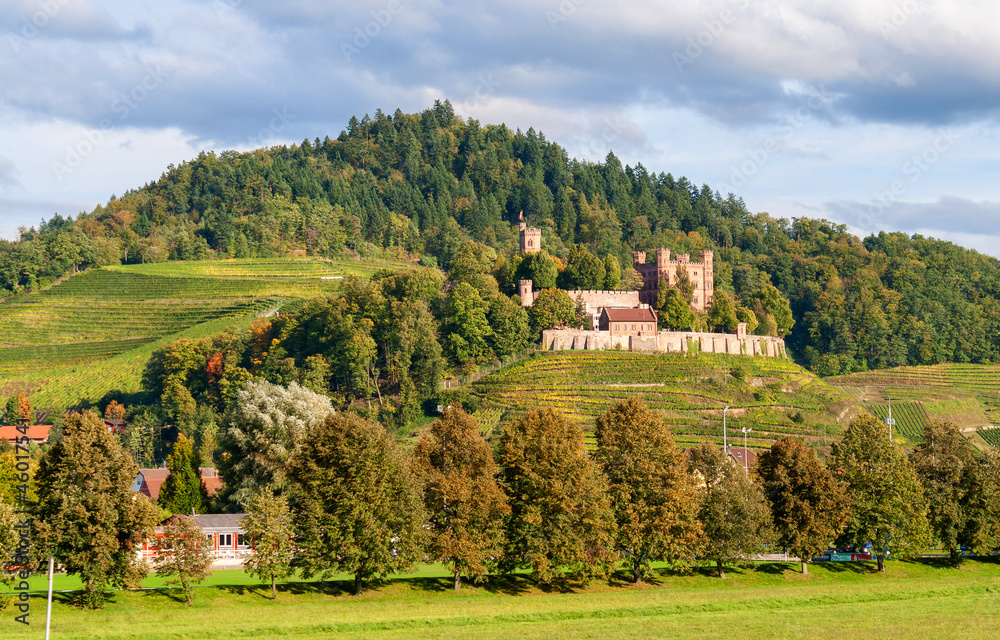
[1,0,998,257]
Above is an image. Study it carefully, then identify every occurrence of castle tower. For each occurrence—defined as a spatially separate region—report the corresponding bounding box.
[519,222,541,253]
[655,247,671,266]
[698,249,715,308]
[519,279,534,307]
[632,251,646,266]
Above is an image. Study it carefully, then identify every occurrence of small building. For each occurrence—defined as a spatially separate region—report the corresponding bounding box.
[140,513,249,561]
[133,467,224,501]
[600,307,658,337]
[0,424,52,445]
[727,446,758,472]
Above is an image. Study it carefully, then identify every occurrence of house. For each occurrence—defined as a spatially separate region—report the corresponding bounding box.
[0,424,52,445]
[600,307,658,337]
[140,513,249,561]
[132,467,224,501]
[727,446,758,472]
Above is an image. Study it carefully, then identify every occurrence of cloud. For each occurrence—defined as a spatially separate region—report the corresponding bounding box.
[0,154,20,189]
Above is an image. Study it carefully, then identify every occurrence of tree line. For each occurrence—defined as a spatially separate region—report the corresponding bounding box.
[3,101,999,373]
[6,384,1000,609]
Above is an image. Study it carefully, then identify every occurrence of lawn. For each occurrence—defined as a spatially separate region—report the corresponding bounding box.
[4,559,1000,639]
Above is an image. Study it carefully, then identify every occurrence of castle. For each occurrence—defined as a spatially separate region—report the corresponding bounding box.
[519,221,541,253]
[632,248,714,311]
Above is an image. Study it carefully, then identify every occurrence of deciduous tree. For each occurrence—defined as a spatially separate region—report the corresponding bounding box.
[413,408,509,591]
[152,516,214,606]
[595,399,702,583]
[499,407,616,583]
[756,437,850,574]
[242,491,295,598]
[34,411,158,608]
[528,288,579,334]
[218,381,333,508]
[289,413,425,595]
[688,442,774,578]
[829,414,931,572]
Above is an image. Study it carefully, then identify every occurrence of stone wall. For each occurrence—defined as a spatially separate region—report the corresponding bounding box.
[565,289,641,313]
[541,328,787,358]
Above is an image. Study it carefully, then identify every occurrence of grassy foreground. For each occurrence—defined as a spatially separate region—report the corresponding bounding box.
[4,559,1000,639]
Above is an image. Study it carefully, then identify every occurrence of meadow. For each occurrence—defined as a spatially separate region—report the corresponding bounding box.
[4,559,1000,639]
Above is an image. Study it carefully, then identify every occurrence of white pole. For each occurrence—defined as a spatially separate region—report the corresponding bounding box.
[723,406,729,454]
[742,428,752,474]
[45,557,54,640]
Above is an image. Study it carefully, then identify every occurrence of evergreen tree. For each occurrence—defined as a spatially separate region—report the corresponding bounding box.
[34,411,158,608]
[158,433,203,515]
[242,491,295,598]
[0,496,16,604]
[595,399,701,583]
[829,414,931,572]
[688,442,774,578]
[487,294,532,359]
[152,516,214,606]
[498,407,616,583]
[604,254,622,289]
[707,290,739,333]
[289,413,425,595]
[413,408,509,591]
[757,437,850,573]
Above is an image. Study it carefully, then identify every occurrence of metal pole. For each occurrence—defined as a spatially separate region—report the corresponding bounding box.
[45,557,54,640]
[723,406,729,454]
[742,428,752,474]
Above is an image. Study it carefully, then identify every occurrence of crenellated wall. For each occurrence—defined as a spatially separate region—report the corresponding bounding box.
[541,328,787,358]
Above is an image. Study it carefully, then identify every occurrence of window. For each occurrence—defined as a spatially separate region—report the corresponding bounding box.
[631,325,635,331]
[219,533,233,548]
[237,534,248,549]
[694,297,699,305]
[615,324,619,330]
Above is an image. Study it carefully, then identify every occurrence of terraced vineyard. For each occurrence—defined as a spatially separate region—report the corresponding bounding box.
[829,363,1000,446]
[0,256,409,410]
[472,351,859,450]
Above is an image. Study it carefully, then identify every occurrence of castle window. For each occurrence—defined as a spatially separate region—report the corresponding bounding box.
[528,240,533,247]
[615,324,620,330]
[694,297,699,305]
[631,325,635,331]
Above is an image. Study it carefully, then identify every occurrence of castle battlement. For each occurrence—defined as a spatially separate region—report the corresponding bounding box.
[633,246,714,311]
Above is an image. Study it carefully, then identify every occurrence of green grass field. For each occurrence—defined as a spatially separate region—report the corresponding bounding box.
[0,256,412,410]
[4,560,1000,639]
[471,351,859,450]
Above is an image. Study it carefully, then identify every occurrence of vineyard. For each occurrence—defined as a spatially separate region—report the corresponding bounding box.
[0,256,407,411]
[829,363,1000,446]
[472,351,859,450]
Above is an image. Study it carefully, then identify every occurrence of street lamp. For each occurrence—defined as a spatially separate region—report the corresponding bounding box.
[722,406,729,454]
[741,427,752,474]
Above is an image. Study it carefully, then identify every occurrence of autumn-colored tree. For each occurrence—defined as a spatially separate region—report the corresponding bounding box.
[756,437,850,574]
[499,407,616,584]
[241,491,295,598]
[289,412,425,595]
[34,411,158,608]
[595,399,702,582]
[688,442,774,578]
[104,400,126,423]
[829,414,931,572]
[413,408,509,591]
[152,516,214,605]
[3,394,32,425]
[158,433,203,515]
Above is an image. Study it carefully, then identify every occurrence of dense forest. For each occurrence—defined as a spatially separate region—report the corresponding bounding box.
[2,100,999,375]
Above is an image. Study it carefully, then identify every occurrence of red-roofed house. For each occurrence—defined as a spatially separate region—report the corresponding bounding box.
[600,306,658,337]
[132,467,223,501]
[0,424,52,445]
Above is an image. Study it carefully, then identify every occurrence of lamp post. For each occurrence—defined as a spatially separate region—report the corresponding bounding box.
[722,406,729,454]
[741,427,752,474]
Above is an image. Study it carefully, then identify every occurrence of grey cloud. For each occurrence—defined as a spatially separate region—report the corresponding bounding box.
[824,196,1000,238]
[0,154,20,189]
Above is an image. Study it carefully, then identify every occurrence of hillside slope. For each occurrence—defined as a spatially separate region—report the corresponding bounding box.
[0,256,409,410]
[469,351,860,451]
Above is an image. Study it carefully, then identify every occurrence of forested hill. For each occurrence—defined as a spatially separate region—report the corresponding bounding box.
[3,100,999,375]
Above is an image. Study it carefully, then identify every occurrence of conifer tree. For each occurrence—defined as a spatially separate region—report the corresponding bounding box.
[242,491,295,598]
[829,414,931,572]
[499,407,616,584]
[595,399,701,583]
[158,433,203,515]
[289,413,425,595]
[152,516,213,605]
[34,411,158,608]
[757,436,850,574]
